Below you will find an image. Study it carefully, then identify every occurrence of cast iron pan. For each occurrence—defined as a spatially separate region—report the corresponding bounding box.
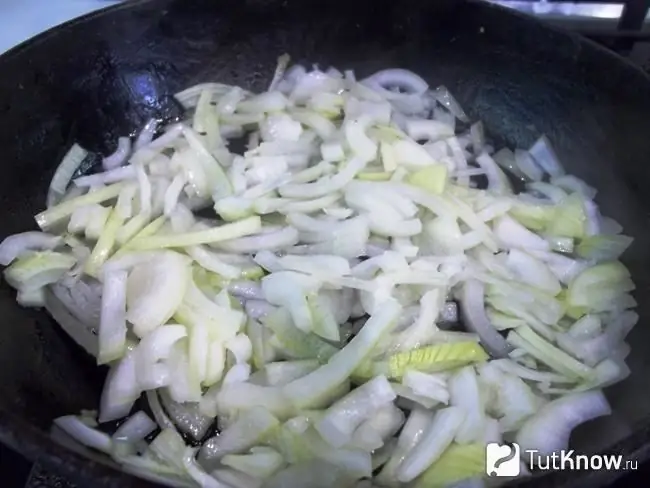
[1,0,650,486]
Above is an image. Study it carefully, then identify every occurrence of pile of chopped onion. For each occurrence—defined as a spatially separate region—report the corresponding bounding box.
[0,55,636,488]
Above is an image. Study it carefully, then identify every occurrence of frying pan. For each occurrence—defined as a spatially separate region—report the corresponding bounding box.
[0,0,649,486]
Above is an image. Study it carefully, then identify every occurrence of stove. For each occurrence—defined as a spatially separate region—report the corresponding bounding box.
[2,0,650,487]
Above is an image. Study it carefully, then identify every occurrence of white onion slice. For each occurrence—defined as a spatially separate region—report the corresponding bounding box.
[183,448,227,488]
[245,300,276,320]
[54,416,112,453]
[528,135,565,178]
[126,252,191,338]
[74,166,136,188]
[397,406,465,482]
[516,390,611,456]
[99,351,140,423]
[47,144,88,208]
[103,137,132,170]
[113,411,157,443]
[215,227,299,254]
[164,173,188,216]
[228,281,264,300]
[460,280,511,358]
[363,69,428,96]
[136,325,187,389]
[98,269,128,365]
[433,86,469,122]
[515,149,543,181]
[43,288,98,357]
[135,119,158,150]
[159,389,214,440]
[146,390,175,430]
[0,232,61,266]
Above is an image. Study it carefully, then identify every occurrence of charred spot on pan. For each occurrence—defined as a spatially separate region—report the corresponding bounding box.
[470,172,489,190]
[153,94,186,127]
[71,151,103,179]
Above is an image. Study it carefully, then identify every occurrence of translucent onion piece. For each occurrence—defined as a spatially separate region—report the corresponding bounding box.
[0,232,61,266]
[126,251,191,338]
[47,143,88,208]
[459,280,511,358]
[103,137,132,170]
[98,269,128,365]
[112,411,157,443]
[516,390,611,456]
[54,416,112,453]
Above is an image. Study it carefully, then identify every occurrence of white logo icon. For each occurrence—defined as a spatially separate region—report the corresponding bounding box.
[486,442,521,477]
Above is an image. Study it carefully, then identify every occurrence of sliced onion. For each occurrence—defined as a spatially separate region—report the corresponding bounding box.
[601,217,623,235]
[103,137,132,170]
[113,411,157,443]
[551,175,596,200]
[0,232,61,266]
[459,280,511,358]
[433,86,469,122]
[228,281,264,300]
[164,173,188,216]
[515,149,543,181]
[98,269,128,365]
[344,116,377,164]
[43,288,97,357]
[494,215,549,251]
[583,198,602,236]
[493,148,527,182]
[135,325,187,389]
[212,468,262,488]
[175,83,236,108]
[475,152,510,194]
[116,185,137,220]
[47,144,88,208]
[54,416,112,453]
[268,54,291,92]
[215,227,299,254]
[126,252,191,338]
[183,447,225,488]
[289,70,342,103]
[2,61,641,488]
[406,119,454,143]
[363,69,428,96]
[135,164,152,216]
[527,182,567,203]
[135,119,158,150]
[74,165,136,188]
[160,389,214,440]
[99,351,140,423]
[528,135,565,178]
[186,245,241,279]
[516,390,611,456]
[432,106,456,132]
[120,458,194,488]
[245,300,276,320]
[146,390,175,430]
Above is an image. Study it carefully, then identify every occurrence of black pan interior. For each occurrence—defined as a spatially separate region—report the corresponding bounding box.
[1,0,650,486]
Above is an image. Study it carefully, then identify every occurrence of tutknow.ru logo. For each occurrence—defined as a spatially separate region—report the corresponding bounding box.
[486,442,638,477]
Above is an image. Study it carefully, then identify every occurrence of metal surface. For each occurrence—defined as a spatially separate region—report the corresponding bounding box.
[488,0,650,34]
[489,1,625,19]
[1,0,650,487]
[619,0,650,29]
[0,1,120,54]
